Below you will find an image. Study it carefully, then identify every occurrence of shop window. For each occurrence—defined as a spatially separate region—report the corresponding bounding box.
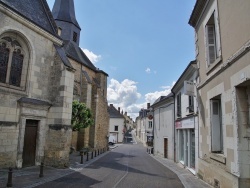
[210,96,223,152]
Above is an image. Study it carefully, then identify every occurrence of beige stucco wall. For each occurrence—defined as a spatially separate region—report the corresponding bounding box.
[194,0,250,187]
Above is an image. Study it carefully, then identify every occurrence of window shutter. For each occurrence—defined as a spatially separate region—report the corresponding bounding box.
[211,100,222,152]
[214,12,221,57]
[206,25,216,64]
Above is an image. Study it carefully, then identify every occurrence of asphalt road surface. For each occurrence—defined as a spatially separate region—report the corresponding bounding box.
[36,142,184,188]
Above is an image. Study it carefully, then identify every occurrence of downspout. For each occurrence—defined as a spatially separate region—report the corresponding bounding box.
[80,65,82,101]
[172,91,176,162]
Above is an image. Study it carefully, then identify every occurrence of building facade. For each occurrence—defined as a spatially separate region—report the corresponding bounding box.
[151,94,175,160]
[52,0,109,150]
[136,103,153,146]
[189,0,250,187]
[172,61,198,175]
[108,104,124,143]
[0,0,75,168]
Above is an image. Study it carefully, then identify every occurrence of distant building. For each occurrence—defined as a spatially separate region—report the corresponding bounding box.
[136,103,153,146]
[108,104,124,143]
[151,94,175,160]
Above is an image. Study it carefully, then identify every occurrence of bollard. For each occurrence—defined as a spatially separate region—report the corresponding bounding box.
[98,149,99,155]
[39,162,44,178]
[86,152,89,161]
[80,151,84,164]
[95,150,97,157]
[6,167,13,188]
[91,151,93,159]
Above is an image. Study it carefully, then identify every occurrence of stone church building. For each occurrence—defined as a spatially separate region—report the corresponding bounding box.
[0,0,109,168]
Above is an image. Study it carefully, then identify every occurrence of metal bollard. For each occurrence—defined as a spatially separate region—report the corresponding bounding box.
[91,151,93,159]
[95,150,97,157]
[6,167,13,188]
[39,162,44,178]
[86,152,89,161]
[80,151,84,164]
[98,149,99,155]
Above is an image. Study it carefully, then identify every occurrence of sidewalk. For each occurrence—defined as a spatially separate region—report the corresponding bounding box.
[149,154,212,188]
[0,148,112,188]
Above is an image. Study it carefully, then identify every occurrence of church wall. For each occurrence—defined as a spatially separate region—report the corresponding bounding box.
[0,6,74,168]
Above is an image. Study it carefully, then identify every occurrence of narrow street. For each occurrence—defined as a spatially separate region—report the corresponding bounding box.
[36,142,184,188]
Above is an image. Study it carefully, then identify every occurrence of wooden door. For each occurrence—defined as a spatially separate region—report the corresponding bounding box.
[22,120,38,167]
[164,138,168,158]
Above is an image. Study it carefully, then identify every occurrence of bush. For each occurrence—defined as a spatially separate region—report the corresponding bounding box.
[71,100,94,131]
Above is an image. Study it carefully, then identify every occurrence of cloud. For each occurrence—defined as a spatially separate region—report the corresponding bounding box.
[107,78,142,120]
[145,68,151,73]
[82,48,101,64]
[145,82,175,104]
[107,79,176,120]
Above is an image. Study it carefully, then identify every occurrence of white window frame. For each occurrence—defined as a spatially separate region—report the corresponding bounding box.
[210,98,223,152]
[177,93,182,117]
[203,0,221,68]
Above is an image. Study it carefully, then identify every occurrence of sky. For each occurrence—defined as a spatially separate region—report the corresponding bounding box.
[47,0,196,120]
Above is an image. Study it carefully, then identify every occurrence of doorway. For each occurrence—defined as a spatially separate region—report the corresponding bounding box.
[164,138,168,158]
[22,120,38,167]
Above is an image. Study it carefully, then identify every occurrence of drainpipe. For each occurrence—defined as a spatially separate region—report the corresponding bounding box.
[172,91,176,162]
[80,65,82,101]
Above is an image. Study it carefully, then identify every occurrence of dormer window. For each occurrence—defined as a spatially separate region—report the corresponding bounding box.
[58,27,62,36]
[73,32,77,42]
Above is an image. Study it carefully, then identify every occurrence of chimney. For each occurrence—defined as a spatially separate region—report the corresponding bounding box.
[118,107,120,113]
[125,112,127,116]
[147,103,150,109]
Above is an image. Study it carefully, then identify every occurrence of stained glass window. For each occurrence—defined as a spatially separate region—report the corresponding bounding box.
[9,49,23,87]
[0,43,9,83]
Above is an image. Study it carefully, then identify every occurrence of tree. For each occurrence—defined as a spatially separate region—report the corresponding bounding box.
[71,100,94,131]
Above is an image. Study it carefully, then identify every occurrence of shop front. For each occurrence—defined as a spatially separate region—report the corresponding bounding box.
[176,116,196,174]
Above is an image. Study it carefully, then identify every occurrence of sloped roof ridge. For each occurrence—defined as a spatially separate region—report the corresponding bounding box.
[0,0,59,37]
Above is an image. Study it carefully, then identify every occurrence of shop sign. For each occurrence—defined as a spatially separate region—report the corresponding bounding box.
[175,117,195,129]
[184,80,196,96]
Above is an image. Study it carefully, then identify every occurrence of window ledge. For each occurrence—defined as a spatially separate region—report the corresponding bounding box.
[210,153,226,164]
[206,55,222,75]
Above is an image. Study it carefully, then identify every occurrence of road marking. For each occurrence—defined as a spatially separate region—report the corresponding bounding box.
[113,152,130,188]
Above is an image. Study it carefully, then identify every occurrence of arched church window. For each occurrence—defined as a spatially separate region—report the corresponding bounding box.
[0,42,9,83]
[10,49,24,87]
[0,34,29,90]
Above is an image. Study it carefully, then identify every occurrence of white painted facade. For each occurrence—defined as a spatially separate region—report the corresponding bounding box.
[152,95,175,160]
[172,61,199,175]
[109,118,124,143]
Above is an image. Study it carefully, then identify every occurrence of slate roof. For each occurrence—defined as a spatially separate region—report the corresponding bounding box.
[152,93,174,106]
[63,40,100,72]
[0,0,58,37]
[52,0,80,29]
[54,45,74,69]
[108,105,124,118]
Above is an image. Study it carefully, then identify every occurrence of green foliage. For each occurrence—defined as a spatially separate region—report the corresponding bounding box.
[71,100,94,131]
